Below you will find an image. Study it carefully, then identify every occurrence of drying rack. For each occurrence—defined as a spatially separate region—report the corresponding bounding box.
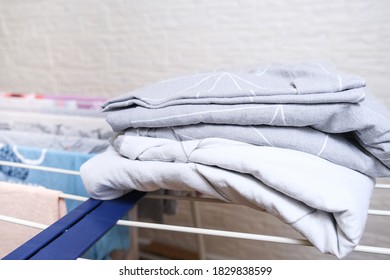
[1,160,390,260]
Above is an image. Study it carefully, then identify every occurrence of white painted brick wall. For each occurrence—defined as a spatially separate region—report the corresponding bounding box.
[1,0,390,104]
[1,0,389,259]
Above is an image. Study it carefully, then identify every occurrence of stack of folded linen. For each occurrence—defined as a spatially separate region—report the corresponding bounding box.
[80,62,390,258]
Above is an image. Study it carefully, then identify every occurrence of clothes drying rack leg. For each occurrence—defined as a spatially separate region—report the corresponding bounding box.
[3,190,146,260]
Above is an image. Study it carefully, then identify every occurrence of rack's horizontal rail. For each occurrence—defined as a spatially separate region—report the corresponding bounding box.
[0,160,81,176]
[2,213,390,256]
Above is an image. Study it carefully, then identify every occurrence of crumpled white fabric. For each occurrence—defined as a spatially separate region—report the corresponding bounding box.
[81,136,374,258]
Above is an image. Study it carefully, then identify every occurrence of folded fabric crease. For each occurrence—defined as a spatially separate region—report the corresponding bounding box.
[80,62,390,258]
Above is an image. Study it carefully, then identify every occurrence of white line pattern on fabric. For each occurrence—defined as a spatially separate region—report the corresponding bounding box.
[207,73,227,93]
[249,89,257,97]
[229,72,270,90]
[337,74,343,91]
[280,105,286,125]
[268,106,285,125]
[141,72,220,101]
[130,105,275,125]
[171,127,196,140]
[250,126,273,146]
[316,135,329,157]
[227,73,243,90]
[255,65,270,77]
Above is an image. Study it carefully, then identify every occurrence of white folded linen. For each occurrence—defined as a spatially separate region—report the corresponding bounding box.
[81,136,374,258]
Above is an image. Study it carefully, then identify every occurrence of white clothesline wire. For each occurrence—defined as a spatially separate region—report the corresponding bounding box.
[1,213,390,256]
[58,192,390,217]
[115,220,390,256]
[375,183,390,189]
[367,209,390,216]
[0,214,48,230]
[0,160,81,176]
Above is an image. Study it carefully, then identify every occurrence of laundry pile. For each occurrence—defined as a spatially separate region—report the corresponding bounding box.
[0,102,129,260]
[80,62,390,258]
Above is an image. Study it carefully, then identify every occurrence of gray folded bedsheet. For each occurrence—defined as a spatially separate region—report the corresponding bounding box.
[102,62,390,176]
[125,124,390,177]
[80,62,390,258]
[102,62,366,110]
